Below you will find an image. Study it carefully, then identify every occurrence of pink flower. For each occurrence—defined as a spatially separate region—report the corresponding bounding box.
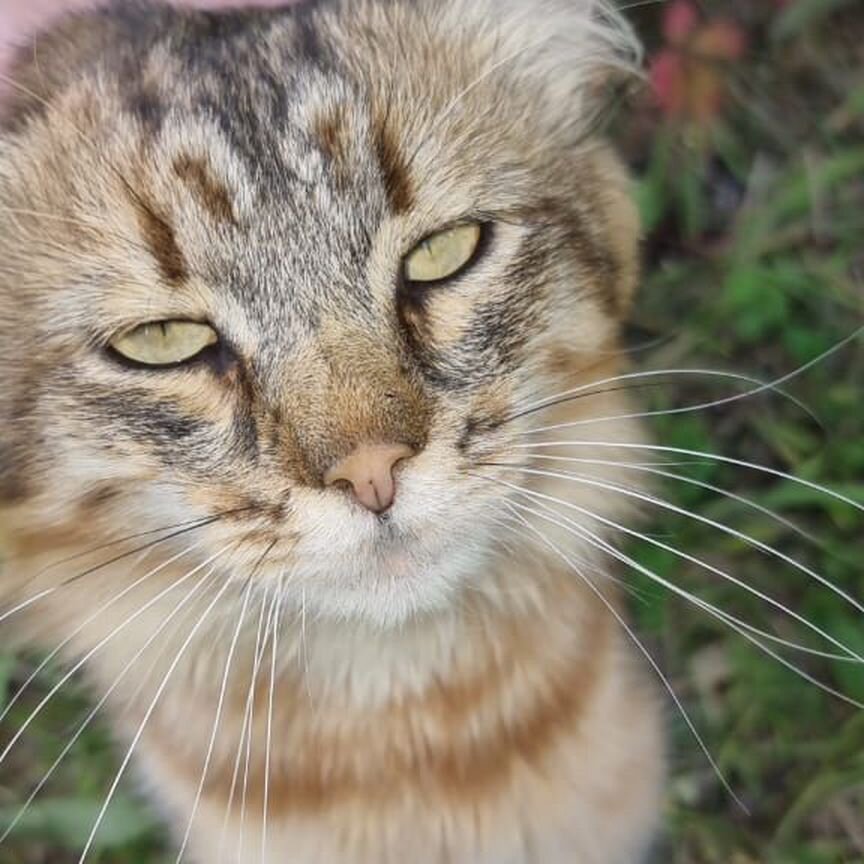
[663,0,699,43]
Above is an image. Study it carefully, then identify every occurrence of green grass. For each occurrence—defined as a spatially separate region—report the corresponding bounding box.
[0,0,862,861]
[623,0,864,858]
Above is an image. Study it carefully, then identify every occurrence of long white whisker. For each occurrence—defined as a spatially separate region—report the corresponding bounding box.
[0,543,202,730]
[527,498,864,711]
[0,588,58,626]
[512,330,861,425]
[77,573,236,863]
[175,579,255,863]
[239,586,279,862]
[507,493,864,725]
[262,575,284,863]
[502,462,864,626]
[519,454,820,545]
[488,468,864,664]
[0,514,227,627]
[24,512,232,580]
[0,564,217,846]
[218,590,271,864]
[511,368,813,426]
[0,545,234,768]
[503,484,858,665]
[503,501,747,811]
[513,440,864,515]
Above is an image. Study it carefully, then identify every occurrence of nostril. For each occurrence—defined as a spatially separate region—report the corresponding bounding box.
[324,443,416,514]
[330,477,354,495]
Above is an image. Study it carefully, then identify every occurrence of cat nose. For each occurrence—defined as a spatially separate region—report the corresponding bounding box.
[324,443,415,514]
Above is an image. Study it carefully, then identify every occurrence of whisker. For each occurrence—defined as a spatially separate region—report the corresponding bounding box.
[513,440,864,515]
[0,563,218,846]
[0,588,59,628]
[0,545,234,768]
[485,466,864,662]
[21,509,249,578]
[0,541,202,731]
[492,505,651,601]
[117,569,216,713]
[0,513,232,628]
[505,493,864,727]
[76,569,237,863]
[502,501,747,812]
[174,577,256,864]
[238,586,279,862]
[262,574,284,864]
[517,454,821,545]
[219,592,270,864]
[506,484,860,665]
[56,516,240,591]
[510,328,861,428]
[528,497,864,710]
[509,370,813,428]
[496,478,857,661]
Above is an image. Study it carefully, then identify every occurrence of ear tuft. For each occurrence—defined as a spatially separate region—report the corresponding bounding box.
[440,0,643,140]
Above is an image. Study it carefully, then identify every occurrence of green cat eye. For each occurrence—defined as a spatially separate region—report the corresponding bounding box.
[109,321,219,367]
[403,223,483,285]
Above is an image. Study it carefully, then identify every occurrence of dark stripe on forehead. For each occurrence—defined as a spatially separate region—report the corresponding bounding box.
[125,85,167,134]
[123,182,188,285]
[313,106,349,168]
[373,112,414,214]
[173,155,238,226]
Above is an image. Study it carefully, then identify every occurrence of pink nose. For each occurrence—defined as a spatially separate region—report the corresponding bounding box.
[324,443,415,514]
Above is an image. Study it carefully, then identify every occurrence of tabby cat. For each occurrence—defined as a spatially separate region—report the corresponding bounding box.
[0,1,666,861]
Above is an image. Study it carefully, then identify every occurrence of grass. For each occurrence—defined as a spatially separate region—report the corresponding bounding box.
[0,0,862,861]
[622,0,864,858]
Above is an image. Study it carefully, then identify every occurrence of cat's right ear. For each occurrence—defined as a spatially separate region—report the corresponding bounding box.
[0,2,171,133]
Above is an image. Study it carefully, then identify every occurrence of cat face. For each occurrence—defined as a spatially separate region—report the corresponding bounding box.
[0,0,641,625]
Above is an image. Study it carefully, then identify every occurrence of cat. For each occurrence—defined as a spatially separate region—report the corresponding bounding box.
[0,1,666,861]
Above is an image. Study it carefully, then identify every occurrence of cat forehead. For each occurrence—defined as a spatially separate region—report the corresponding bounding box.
[114,85,433,326]
[0,0,640,329]
[63,21,512,323]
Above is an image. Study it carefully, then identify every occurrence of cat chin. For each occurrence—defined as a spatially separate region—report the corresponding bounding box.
[275,540,490,629]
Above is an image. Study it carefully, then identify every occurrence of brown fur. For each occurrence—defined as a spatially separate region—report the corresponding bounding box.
[173,155,239,227]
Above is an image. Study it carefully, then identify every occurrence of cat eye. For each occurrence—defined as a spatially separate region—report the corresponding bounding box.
[403,223,483,285]
[109,321,219,368]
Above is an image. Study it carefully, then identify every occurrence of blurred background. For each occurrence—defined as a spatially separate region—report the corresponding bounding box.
[0,0,862,861]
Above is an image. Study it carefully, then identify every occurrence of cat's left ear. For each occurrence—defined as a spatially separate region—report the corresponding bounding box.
[441,0,643,141]
[438,0,642,313]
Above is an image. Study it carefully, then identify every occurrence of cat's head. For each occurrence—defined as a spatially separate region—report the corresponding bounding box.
[0,0,643,625]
